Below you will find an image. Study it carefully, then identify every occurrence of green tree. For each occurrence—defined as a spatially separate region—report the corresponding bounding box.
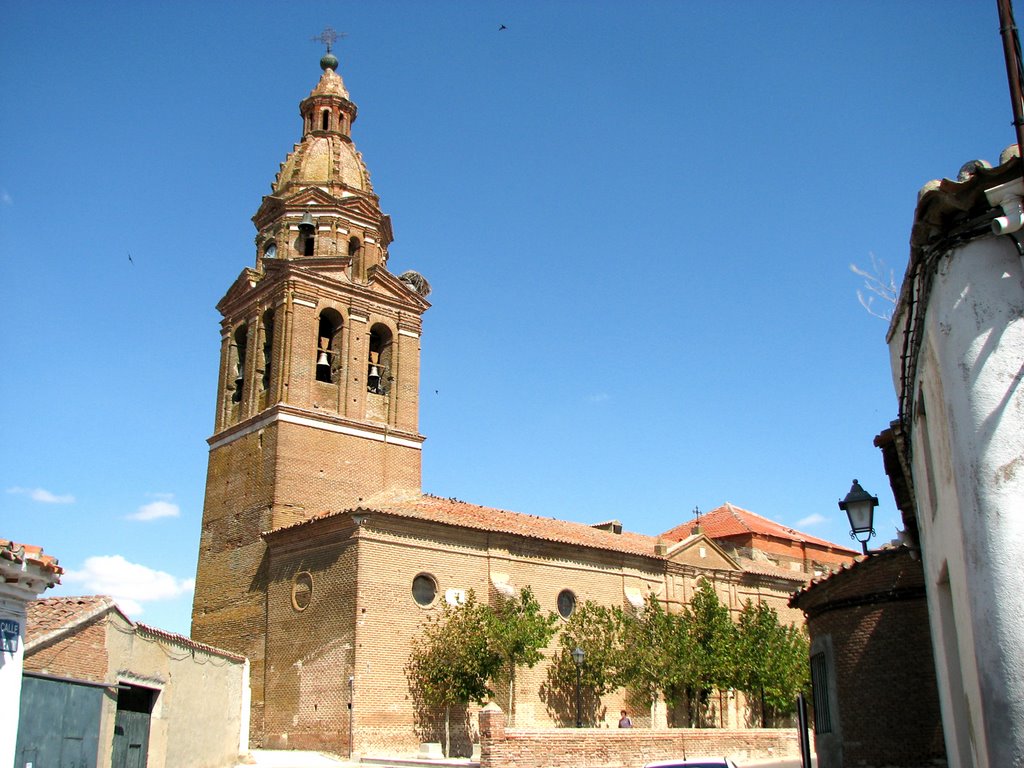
[547,601,624,722]
[486,586,558,724]
[407,591,500,756]
[617,596,696,721]
[685,579,738,726]
[736,600,809,726]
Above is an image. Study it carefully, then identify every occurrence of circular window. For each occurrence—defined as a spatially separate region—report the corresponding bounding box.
[291,571,313,612]
[412,574,438,607]
[557,589,576,619]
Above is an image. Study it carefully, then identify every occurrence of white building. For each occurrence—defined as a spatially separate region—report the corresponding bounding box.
[886,146,1024,768]
[0,539,62,768]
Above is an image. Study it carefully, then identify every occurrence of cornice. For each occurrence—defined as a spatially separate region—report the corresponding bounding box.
[208,403,425,451]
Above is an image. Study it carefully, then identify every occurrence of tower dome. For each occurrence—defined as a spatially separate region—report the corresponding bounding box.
[270,54,370,196]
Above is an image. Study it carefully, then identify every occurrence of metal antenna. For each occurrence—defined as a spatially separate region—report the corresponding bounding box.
[312,26,346,54]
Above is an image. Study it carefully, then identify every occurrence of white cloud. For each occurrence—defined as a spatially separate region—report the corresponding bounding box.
[6,486,75,504]
[0,189,11,206]
[63,555,194,617]
[796,513,827,528]
[127,500,180,521]
[587,393,610,403]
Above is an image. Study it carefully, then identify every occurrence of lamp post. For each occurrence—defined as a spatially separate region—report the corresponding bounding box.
[572,646,585,728]
[839,479,879,555]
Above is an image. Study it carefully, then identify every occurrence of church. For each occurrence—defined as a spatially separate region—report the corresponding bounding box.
[189,51,857,757]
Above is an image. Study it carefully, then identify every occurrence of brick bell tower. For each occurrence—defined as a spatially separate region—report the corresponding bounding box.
[191,49,430,734]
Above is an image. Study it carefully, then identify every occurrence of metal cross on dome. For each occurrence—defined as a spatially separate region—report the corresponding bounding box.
[312,26,347,54]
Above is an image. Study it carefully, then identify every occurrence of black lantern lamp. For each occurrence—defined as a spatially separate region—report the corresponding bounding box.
[572,646,585,728]
[839,479,879,555]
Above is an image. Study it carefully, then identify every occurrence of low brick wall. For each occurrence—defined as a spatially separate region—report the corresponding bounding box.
[479,705,800,768]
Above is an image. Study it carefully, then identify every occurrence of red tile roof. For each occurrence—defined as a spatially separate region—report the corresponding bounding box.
[790,547,920,612]
[25,596,246,662]
[661,503,859,554]
[269,494,663,558]
[0,539,64,578]
[25,595,116,644]
[135,623,247,662]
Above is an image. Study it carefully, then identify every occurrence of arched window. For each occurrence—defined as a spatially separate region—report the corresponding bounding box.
[348,236,362,275]
[231,324,248,403]
[316,309,344,383]
[261,309,274,391]
[367,323,393,394]
[322,110,330,131]
[264,240,277,260]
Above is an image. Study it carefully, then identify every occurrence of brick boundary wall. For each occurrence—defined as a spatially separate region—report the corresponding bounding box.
[479,705,801,768]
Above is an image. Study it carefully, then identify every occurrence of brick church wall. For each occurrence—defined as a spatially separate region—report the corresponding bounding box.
[264,517,359,752]
[261,514,806,757]
[271,421,421,530]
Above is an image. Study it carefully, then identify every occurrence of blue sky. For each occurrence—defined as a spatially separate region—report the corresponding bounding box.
[2,1,1018,636]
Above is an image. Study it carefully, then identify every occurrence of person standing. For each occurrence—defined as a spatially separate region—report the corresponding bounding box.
[618,710,633,728]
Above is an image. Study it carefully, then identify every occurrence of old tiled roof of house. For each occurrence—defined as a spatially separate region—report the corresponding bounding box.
[0,539,64,579]
[790,547,921,613]
[25,595,246,662]
[135,622,247,662]
[268,494,663,558]
[25,595,114,644]
[734,559,813,583]
[661,502,858,554]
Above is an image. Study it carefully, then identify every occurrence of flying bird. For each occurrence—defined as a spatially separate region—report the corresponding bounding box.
[499,24,507,30]
[128,252,133,264]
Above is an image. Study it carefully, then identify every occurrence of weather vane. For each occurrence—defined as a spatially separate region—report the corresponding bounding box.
[312,26,346,54]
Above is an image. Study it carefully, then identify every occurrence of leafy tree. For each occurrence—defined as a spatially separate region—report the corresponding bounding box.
[486,586,558,724]
[684,579,739,726]
[736,600,809,725]
[547,601,624,723]
[407,591,500,756]
[617,596,696,721]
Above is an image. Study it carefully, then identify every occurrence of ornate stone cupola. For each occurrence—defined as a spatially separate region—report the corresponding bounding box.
[301,52,357,140]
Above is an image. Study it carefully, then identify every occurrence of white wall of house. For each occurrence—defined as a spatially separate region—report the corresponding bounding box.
[0,555,59,768]
[889,231,1024,768]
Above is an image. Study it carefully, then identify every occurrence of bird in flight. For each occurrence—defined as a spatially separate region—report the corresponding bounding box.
[128,252,134,265]
[499,24,507,30]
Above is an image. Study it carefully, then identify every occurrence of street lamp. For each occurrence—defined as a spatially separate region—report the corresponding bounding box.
[839,479,879,555]
[572,646,585,728]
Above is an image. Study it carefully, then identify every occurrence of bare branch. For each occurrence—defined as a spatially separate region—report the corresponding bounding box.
[850,253,898,321]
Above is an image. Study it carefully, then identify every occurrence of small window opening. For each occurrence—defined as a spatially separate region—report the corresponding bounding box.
[117,683,157,715]
[412,574,437,607]
[348,237,361,258]
[367,324,393,394]
[557,589,576,619]
[322,110,330,131]
[261,310,274,391]
[264,240,277,260]
[810,651,832,734]
[232,324,248,402]
[316,310,343,383]
[304,235,315,256]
